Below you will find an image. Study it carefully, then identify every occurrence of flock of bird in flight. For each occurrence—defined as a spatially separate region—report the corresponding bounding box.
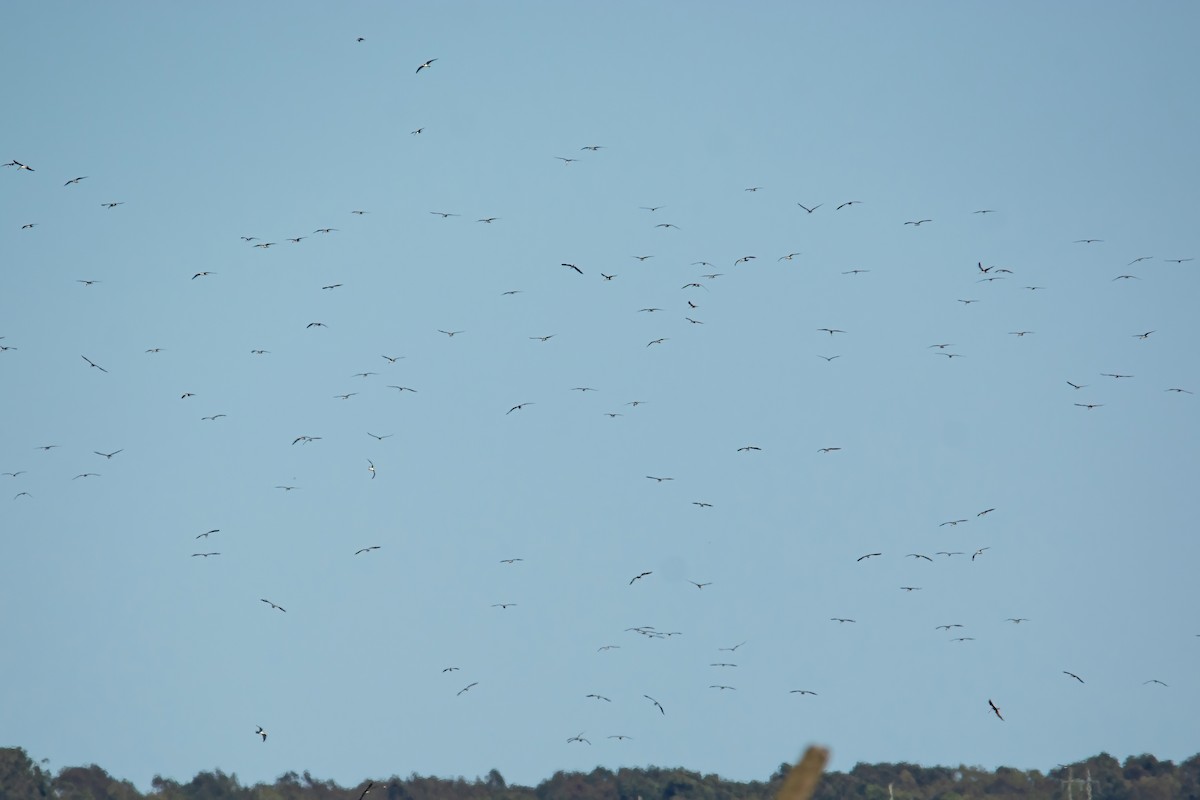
[4,46,1194,763]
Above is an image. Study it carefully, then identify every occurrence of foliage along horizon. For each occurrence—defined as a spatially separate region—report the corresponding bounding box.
[2,747,1199,800]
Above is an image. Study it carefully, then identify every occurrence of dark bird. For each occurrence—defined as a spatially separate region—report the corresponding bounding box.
[935,624,964,630]
[566,733,591,744]
[818,355,841,362]
[737,446,762,452]
[1112,274,1141,281]
[817,328,845,335]
[430,211,459,218]
[255,726,267,742]
[1074,239,1103,244]
[1133,331,1155,339]
[977,508,996,516]
[94,450,123,459]
[906,553,933,561]
[734,255,756,265]
[196,530,219,539]
[1101,373,1133,379]
[1066,381,1087,390]
[416,59,437,73]
[1144,679,1168,686]
[191,272,216,280]
[72,473,100,479]
[790,689,818,695]
[1064,671,1085,684]
[940,519,967,527]
[357,783,374,800]
[710,685,736,690]
[830,618,856,623]
[457,682,478,695]
[639,206,665,212]
[367,432,393,441]
[306,322,327,329]
[600,273,616,281]
[442,667,459,672]
[4,160,34,171]
[836,200,861,210]
[718,641,746,651]
[988,699,1004,721]
[655,223,681,229]
[857,553,882,562]
[818,447,841,453]
[646,338,668,347]
[355,546,381,555]
[507,403,534,414]
[64,176,87,185]
[100,202,124,209]
[644,695,665,714]
[562,262,583,275]
[688,581,712,589]
[1075,403,1103,409]
[797,203,821,213]
[1006,618,1029,623]
[191,552,220,558]
[1165,258,1193,263]
[260,599,286,612]
[692,502,713,508]
[491,603,516,609]
[321,284,342,290]
[629,571,652,585]
[555,157,579,165]
[900,586,922,591]
[646,476,673,482]
[608,735,632,740]
[904,219,932,226]
[530,335,555,342]
[438,330,464,337]
[972,547,990,561]
[586,694,611,702]
[500,558,523,564]
[81,355,108,373]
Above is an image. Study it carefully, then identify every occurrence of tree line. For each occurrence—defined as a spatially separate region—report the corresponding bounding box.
[1,747,1196,800]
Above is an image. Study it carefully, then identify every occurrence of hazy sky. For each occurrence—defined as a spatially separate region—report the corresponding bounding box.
[2,1,1198,792]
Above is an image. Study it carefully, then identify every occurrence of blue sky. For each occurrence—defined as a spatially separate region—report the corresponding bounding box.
[2,0,1198,792]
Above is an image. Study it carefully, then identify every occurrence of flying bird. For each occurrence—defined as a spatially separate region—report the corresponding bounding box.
[688,581,712,589]
[367,460,376,479]
[988,699,1004,721]
[1063,671,1085,684]
[644,695,665,714]
[1144,679,1168,686]
[646,476,673,482]
[629,571,652,585]
[790,690,818,695]
[260,599,286,612]
[81,355,108,373]
[797,203,821,213]
[93,450,123,459]
[856,553,882,562]
[507,403,534,414]
[255,726,267,742]
[904,219,932,226]
[836,201,860,209]
[457,682,478,695]
[585,694,611,702]
[355,546,381,555]
[191,552,220,558]
[64,176,87,185]
[416,59,437,73]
